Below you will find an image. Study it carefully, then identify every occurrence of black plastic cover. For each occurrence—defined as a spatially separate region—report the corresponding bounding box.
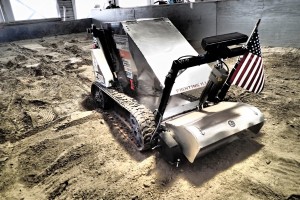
[201,32,248,52]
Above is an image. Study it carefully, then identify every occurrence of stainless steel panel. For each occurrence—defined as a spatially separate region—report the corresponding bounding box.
[100,18,210,111]
[122,18,211,95]
[163,100,199,120]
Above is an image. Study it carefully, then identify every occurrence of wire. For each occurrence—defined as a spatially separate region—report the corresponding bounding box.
[220,59,229,72]
[176,55,198,77]
[177,55,196,60]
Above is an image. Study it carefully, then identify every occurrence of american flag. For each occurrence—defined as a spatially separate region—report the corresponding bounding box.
[229,27,265,93]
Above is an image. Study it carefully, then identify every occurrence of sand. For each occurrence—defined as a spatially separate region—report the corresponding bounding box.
[0,33,299,199]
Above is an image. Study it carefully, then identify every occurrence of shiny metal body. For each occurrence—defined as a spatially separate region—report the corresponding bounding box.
[165,102,264,163]
[121,18,211,96]
[101,18,211,112]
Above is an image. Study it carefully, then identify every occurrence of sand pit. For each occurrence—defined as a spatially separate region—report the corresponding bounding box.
[0,33,299,199]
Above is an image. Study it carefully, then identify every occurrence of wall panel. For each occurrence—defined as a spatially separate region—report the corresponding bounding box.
[91,3,216,51]
[0,18,92,43]
[91,0,300,48]
[216,0,300,47]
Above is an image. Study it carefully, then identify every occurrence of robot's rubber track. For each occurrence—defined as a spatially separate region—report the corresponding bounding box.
[93,82,156,151]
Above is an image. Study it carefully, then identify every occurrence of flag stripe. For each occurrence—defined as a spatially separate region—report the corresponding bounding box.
[245,58,262,91]
[231,53,252,85]
[255,67,265,93]
[258,72,265,93]
[234,54,253,85]
[257,78,264,93]
[230,54,250,83]
[254,66,264,93]
[230,55,247,83]
[238,54,258,87]
[243,56,261,89]
[249,62,263,92]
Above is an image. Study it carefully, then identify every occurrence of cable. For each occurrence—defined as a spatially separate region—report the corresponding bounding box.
[176,55,198,77]
[220,59,229,72]
[177,55,196,60]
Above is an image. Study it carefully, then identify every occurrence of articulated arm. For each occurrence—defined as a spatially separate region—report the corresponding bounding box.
[155,46,246,123]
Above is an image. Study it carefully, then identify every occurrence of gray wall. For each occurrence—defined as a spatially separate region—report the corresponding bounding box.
[0,0,14,22]
[91,0,300,48]
[217,0,300,47]
[0,18,92,43]
[91,3,217,51]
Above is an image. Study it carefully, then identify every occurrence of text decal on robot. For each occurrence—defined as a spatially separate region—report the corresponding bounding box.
[175,82,207,93]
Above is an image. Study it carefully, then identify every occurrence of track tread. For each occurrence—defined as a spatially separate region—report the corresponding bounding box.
[92,82,156,151]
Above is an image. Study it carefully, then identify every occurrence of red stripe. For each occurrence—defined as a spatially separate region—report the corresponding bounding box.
[258,75,265,93]
[234,54,255,85]
[240,55,259,88]
[255,67,265,93]
[245,59,262,91]
[249,60,263,92]
[230,53,249,83]
[251,63,264,93]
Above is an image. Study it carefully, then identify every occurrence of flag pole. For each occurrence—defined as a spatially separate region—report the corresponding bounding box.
[245,19,261,47]
[217,19,261,101]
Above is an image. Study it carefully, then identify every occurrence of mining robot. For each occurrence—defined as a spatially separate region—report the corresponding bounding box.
[88,18,264,165]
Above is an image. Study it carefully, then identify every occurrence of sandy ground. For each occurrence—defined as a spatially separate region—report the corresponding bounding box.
[0,33,299,200]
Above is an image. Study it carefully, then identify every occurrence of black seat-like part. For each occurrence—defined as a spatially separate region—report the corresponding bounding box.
[202,32,248,52]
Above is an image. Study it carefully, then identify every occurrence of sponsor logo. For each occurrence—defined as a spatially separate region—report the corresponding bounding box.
[228,120,235,127]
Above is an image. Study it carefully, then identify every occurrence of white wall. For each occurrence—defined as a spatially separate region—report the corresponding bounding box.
[10,0,59,21]
[118,0,150,8]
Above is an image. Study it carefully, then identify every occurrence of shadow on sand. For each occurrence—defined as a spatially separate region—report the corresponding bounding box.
[81,94,264,186]
[153,131,263,187]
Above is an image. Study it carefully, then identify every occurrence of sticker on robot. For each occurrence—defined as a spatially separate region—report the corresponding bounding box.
[124,66,132,72]
[113,35,129,50]
[175,81,207,94]
[119,50,131,59]
[122,58,129,67]
[126,71,133,79]
[122,59,132,72]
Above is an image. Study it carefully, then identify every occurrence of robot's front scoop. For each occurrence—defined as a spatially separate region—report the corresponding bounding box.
[165,102,264,163]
